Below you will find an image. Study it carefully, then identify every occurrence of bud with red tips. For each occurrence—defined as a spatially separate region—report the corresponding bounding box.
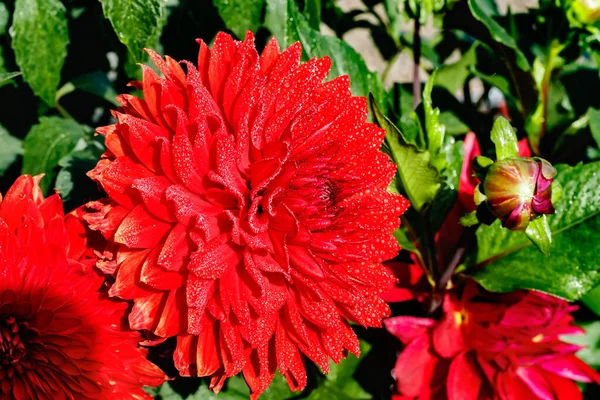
[475,156,557,231]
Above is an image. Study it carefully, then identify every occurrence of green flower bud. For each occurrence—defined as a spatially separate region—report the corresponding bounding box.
[572,0,600,25]
[476,157,557,231]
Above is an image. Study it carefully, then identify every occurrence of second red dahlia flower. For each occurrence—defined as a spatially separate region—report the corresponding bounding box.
[0,175,165,399]
[385,280,600,399]
[84,32,408,397]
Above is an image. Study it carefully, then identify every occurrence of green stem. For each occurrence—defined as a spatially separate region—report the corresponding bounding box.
[55,101,74,120]
[539,40,561,143]
[412,6,421,110]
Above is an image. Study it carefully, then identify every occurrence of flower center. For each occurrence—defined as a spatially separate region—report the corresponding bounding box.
[1,315,34,373]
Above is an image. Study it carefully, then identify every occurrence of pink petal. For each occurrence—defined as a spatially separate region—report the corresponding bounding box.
[384,316,435,344]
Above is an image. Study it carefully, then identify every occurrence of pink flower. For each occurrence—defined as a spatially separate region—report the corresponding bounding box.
[385,280,600,399]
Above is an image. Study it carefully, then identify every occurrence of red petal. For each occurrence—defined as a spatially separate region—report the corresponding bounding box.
[516,366,554,400]
[447,351,482,400]
[539,355,600,383]
[189,236,241,279]
[114,205,172,248]
[393,335,437,398]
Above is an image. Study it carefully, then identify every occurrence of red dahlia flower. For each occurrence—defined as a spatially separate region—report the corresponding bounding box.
[0,175,165,399]
[385,280,600,400]
[84,32,409,397]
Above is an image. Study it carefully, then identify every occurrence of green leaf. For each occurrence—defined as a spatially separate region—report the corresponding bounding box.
[434,44,477,94]
[582,284,600,317]
[524,215,552,256]
[467,0,530,71]
[562,321,600,369]
[423,70,446,171]
[394,227,418,253]
[470,64,512,94]
[215,0,264,39]
[264,0,294,47]
[588,108,600,148]
[22,117,87,194]
[11,0,69,106]
[369,94,442,213]
[306,342,371,399]
[99,0,165,63]
[428,137,464,232]
[0,71,21,85]
[384,0,402,45]
[490,116,519,160]
[468,162,600,301]
[265,0,386,103]
[439,111,469,136]
[0,124,22,175]
[460,211,479,227]
[55,138,104,208]
[148,381,229,400]
[0,2,9,35]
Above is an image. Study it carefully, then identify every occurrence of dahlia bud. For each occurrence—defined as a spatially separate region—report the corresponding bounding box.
[572,0,600,24]
[475,156,557,231]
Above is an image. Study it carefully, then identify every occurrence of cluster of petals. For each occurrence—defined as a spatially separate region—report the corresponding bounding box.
[0,175,165,399]
[385,280,600,399]
[83,31,408,397]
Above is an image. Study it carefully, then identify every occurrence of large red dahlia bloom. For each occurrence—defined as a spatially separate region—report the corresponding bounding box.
[84,32,408,396]
[0,175,165,399]
[385,280,600,400]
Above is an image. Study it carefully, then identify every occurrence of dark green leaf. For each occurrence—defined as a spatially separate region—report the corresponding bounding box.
[55,139,104,208]
[22,117,87,194]
[148,382,222,399]
[215,0,264,39]
[99,0,165,63]
[0,47,9,89]
[265,0,386,103]
[439,111,470,135]
[470,64,512,94]
[370,95,442,213]
[56,72,119,106]
[467,0,530,71]
[0,124,22,175]
[304,0,321,30]
[11,0,69,106]
[468,162,600,301]
[490,116,519,160]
